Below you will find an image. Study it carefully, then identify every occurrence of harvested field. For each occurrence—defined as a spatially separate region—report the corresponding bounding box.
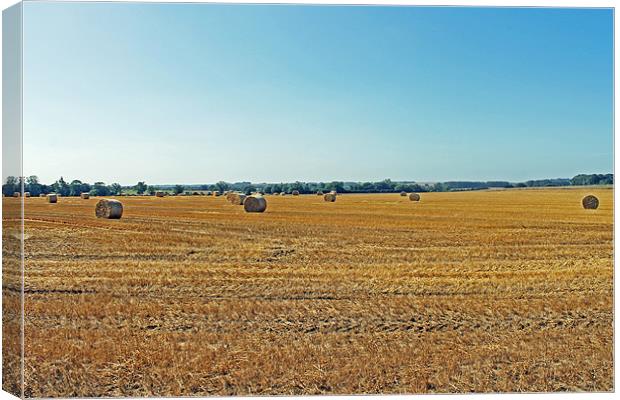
[4,187,614,396]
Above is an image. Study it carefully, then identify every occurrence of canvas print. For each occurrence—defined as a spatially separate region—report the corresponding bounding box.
[2,1,614,397]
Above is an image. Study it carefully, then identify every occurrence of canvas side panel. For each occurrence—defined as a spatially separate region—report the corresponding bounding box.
[2,2,24,398]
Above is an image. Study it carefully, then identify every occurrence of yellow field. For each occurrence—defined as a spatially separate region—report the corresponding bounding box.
[3,188,614,396]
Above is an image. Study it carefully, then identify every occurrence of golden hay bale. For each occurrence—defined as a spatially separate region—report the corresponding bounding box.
[244,195,267,213]
[292,190,300,196]
[280,192,286,196]
[206,191,212,196]
[155,191,164,197]
[80,193,90,199]
[272,192,279,196]
[24,192,30,197]
[400,191,407,196]
[316,190,324,196]
[582,195,599,210]
[12,192,19,197]
[95,199,123,219]
[409,193,420,201]
[329,190,337,195]
[324,193,336,202]
[39,194,46,197]
[47,194,58,203]
[213,191,221,197]
[229,193,247,205]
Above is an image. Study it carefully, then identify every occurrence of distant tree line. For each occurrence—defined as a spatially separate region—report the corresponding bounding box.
[2,173,613,197]
[2,176,140,197]
[570,174,613,186]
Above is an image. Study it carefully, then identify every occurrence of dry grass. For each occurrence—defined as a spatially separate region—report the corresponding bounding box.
[3,187,613,396]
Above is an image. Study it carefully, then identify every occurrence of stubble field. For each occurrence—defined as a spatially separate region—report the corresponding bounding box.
[3,187,614,396]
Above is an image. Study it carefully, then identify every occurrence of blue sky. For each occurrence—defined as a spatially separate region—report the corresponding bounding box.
[22,3,613,185]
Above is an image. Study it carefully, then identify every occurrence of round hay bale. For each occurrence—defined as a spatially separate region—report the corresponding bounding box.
[229,193,247,205]
[12,192,20,197]
[95,199,123,219]
[329,190,337,195]
[244,195,267,213]
[316,190,324,196]
[206,191,212,196]
[409,193,420,201]
[155,191,164,197]
[582,195,599,210]
[292,190,300,196]
[324,193,336,202]
[272,192,279,196]
[80,193,90,199]
[400,191,407,196]
[24,192,30,198]
[39,194,46,197]
[213,191,221,197]
[47,194,58,203]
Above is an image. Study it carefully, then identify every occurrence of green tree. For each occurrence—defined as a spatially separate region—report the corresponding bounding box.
[39,184,52,195]
[327,181,345,193]
[374,179,394,192]
[242,184,256,195]
[173,185,185,195]
[110,183,122,195]
[92,182,110,196]
[289,181,309,194]
[147,186,157,195]
[431,183,446,192]
[52,177,70,196]
[215,181,229,192]
[135,181,147,195]
[69,180,87,197]
[26,176,42,196]
[3,176,18,196]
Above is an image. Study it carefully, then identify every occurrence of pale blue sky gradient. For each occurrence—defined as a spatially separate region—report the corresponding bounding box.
[23,3,613,185]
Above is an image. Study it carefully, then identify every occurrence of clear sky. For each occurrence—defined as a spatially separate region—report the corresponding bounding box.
[22,2,613,185]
